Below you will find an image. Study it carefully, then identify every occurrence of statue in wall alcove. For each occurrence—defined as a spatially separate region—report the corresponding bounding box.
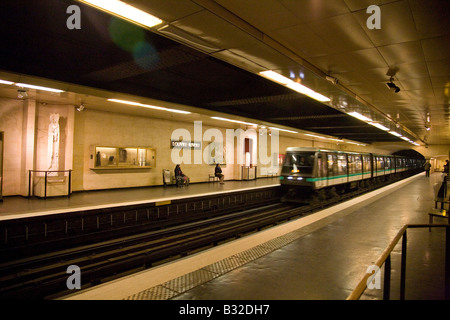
[48,113,60,173]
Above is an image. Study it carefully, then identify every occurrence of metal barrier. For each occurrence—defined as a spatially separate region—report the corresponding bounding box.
[347,224,450,300]
[28,170,72,199]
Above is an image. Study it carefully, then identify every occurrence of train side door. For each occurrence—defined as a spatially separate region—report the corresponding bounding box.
[327,153,338,187]
[317,152,327,189]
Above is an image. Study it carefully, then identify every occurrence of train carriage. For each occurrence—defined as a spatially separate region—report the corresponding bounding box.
[280,147,424,202]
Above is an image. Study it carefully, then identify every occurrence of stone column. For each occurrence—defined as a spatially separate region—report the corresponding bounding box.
[20,99,37,196]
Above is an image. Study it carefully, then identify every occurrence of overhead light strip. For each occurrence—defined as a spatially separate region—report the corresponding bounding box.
[269,127,298,134]
[211,116,257,126]
[347,111,373,122]
[108,98,191,114]
[0,79,64,93]
[77,0,163,28]
[388,131,402,137]
[259,70,330,102]
[305,133,367,146]
[369,122,389,131]
[15,83,64,93]
[0,79,14,85]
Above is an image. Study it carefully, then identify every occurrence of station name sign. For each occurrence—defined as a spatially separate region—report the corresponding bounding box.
[170,140,201,150]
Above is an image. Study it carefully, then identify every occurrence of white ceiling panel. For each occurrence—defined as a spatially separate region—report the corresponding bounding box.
[214,0,299,31]
[126,0,203,23]
[307,13,374,54]
[170,10,257,50]
[352,1,420,47]
[377,41,425,66]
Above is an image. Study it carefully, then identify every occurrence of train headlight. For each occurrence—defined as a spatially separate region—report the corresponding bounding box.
[297,177,303,180]
[287,176,293,180]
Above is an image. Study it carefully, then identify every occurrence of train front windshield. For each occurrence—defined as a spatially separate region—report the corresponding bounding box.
[282,152,315,174]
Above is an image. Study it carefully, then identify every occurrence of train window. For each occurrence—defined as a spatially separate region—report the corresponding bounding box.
[327,154,337,176]
[317,154,327,178]
[376,156,384,171]
[355,155,362,172]
[386,157,391,169]
[337,154,347,176]
[363,155,371,173]
[282,152,315,174]
[348,155,355,175]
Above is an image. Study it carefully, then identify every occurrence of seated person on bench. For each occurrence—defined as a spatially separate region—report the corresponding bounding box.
[215,163,225,184]
[174,164,190,186]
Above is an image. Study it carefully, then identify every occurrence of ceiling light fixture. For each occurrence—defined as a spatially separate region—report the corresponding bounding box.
[305,133,326,139]
[108,98,191,114]
[347,111,373,122]
[211,116,257,126]
[388,131,402,137]
[17,89,28,99]
[0,79,14,85]
[369,122,390,131]
[269,127,298,134]
[259,70,330,102]
[77,0,163,29]
[304,133,342,142]
[15,83,64,93]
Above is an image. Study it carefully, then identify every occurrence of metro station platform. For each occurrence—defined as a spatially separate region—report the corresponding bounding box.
[0,177,280,221]
[64,172,449,301]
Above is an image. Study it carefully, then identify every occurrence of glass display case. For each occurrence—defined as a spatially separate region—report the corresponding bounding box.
[90,146,156,169]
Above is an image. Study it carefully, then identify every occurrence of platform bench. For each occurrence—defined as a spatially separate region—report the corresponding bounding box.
[209,174,219,182]
[428,208,449,231]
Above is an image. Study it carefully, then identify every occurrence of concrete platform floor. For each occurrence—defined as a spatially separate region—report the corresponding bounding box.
[0,177,279,220]
[172,172,447,300]
[65,172,449,300]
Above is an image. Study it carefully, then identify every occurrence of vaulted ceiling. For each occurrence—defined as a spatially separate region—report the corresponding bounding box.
[0,0,448,146]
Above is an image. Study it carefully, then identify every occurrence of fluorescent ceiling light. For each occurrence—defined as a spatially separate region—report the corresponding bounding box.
[259,70,330,102]
[78,0,163,28]
[369,122,389,131]
[164,108,191,114]
[108,98,190,114]
[211,117,257,126]
[269,127,298,134]
[15,83,64,93]
[329,138,344,142]
[346,141,367,146]
[259,71,291,85]
[388,131,402,137]
[0,80,14,85]
[108,98,141,106]
[400,136,411,142]
[286,82,330,102]
[347,111,373,122]
[305,133,326,139]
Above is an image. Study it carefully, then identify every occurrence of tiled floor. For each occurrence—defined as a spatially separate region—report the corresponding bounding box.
[65,172,448,300]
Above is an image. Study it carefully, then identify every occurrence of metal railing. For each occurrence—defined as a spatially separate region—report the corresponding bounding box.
[347,224,450,300]
[28,170,72,199]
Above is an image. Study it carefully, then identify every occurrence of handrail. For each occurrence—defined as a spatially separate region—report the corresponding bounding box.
[347,223,449,300]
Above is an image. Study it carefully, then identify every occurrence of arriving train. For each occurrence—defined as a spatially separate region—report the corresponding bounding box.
[280,147,425,201]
